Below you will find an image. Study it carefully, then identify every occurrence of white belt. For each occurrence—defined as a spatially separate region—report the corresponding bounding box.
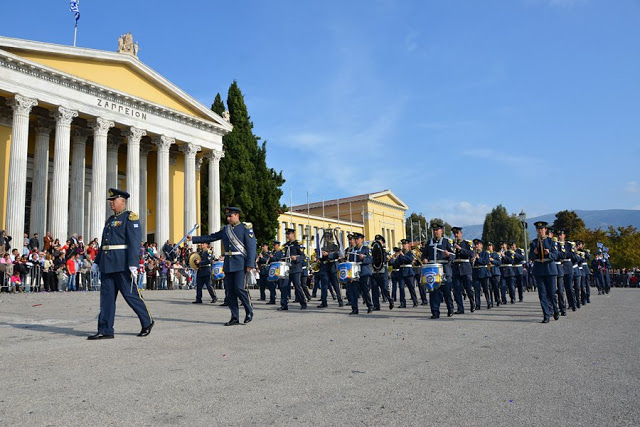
[400,264,413,268]
[453,259,470,263]
[101,245,127,251]
[224,251,242,256]
[580,263,588,266]
[555,262,562,265]
[573,265,579,269]
[563,259,572,262]
[501,264,513,267]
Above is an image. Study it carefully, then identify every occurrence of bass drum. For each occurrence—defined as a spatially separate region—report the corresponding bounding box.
[371,240,385,272]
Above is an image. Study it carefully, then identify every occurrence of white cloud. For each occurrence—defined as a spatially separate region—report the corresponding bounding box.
[625,181,639,193]
[416,199,493,226]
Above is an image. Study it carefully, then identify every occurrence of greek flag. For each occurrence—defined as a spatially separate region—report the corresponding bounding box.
[69,1,80,22]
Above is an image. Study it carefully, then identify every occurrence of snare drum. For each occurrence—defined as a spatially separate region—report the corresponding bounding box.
[212,261,225,280]
[268,262,290,281]
[421,263,444,291]
[338,262,361,283]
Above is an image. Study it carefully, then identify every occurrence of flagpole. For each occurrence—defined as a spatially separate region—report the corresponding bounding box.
[73,21,78,47]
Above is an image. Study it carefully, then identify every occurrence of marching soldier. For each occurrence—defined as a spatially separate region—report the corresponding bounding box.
[500,241,515,304]
[390,247,401,302]
[422,221,455,318]
[371,234,394,311]
[397,239,419,308]
[346,232,373,314]
[547,228,567,316]
[472,239,492,310]
[529,221,559,323]
[268,240,288,310]
[582,248,592,303]
[299,245,312,302]
[284,228,307,310]
[486,242,502,307]
[88,188,153,340]
[192,242,217,304]
[558,230,577,312]
[188,207,256,326]
[451,227,475,313]
[256,243,270,301]
[510,241,525,302]
[317,231,344,308]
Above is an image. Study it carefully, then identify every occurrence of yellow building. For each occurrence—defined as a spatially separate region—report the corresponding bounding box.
[277,190,408,253]
[0,34,230,250]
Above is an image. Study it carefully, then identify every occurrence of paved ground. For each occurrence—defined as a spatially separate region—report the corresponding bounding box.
[0,287,638,426]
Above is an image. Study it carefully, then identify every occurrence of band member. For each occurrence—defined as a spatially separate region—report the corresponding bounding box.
[582,247,592,303]
[413,244,428,306]
[486,242,501,307]
[284,228,307,310]
[268,240,288,310]
[317,231,344,308]
[570,241,583,308]
[390,247,401,302]
[188,206,256,326]
[422,221,454,318]
[529,221,559,323]
[88,188,153,340]
[592,251,605,295]
[346,232,373,314]
[256,243,270,301]
[371,234,394,311]
[451,226,475,314]
[472,239,492,310]
[510,241,525,302]
[397,239,419,308]
[299,245,312,302]
[548,228,567,316]
[192,242,217,304]
[500,241,515,304]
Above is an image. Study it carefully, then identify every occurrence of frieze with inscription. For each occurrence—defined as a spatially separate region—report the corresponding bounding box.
[97,98,147,120]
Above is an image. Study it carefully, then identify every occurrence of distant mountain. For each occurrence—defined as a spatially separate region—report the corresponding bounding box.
[462,209,640,240]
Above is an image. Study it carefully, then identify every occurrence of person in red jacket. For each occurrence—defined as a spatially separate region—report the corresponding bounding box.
[66,254,78,291]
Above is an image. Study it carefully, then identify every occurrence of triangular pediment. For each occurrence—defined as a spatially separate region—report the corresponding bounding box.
[370,190,408,210]
[0,36,231,131]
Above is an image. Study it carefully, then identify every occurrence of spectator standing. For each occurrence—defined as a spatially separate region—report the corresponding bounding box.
[43,232,53,252]
[66,254,77,291]
[29,233,40,251]
[22,233,29,255]
[43,254,55,292]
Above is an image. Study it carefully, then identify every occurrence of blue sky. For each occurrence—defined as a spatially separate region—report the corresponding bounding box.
[2,0,640,225]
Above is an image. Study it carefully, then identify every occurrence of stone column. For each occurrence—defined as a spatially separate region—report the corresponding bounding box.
[124,127,146,215]
[29,117,53,241]
[180,143,200,234]
[153,136,174,246]
[207,149,224,255]
[48,106,78,242]
[89,118,114,241]
[69,128,90,238]
[139,142,152,239]
[195,157,203,236]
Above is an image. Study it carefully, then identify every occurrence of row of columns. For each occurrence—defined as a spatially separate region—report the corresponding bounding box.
[3,93,224,251]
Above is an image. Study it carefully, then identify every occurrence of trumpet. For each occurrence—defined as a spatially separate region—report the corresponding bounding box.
[411,246,423,267]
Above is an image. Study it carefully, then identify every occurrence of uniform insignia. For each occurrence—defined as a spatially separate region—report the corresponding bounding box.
[244,222,253,229]
[129,211,139,221]
[466,240,473,245]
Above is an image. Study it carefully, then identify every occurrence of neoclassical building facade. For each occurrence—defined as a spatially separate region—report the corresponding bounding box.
[0,35,231,251]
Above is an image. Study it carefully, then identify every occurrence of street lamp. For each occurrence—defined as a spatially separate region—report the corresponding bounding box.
[518,210,529,262]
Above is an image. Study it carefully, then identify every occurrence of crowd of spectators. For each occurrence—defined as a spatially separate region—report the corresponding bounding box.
[0,230,203,293]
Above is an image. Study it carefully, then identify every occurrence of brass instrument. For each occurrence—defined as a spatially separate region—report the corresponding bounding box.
[309,252,320,273]
[411,246,423,267]
[188,251,201,270]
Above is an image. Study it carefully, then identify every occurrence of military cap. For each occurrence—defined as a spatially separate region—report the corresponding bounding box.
[400,238,410,244]
[285,228,295,234]
[353,232,365,239]
[575,239,583,245]
[508,240,516,245]
[261,242,269,247]
[451,226,463,233]
[534,221,548,229]
[486,241,494,247]
[547,227,555,233]
[557,229,566,235]
[347,233,354,239]
[374,234,385,243]
[431,221,444,230]
[107,188,130,200]
[498,241,506,246]
[473,238,484,245]
[273,240,281,245]
[393,247,400,252]
[225,207,241,215]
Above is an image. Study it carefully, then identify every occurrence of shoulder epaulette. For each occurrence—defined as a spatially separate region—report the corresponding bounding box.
[448,239,453,244]
[244,222,253,229]
[129,211,139,221]
[466,240,473,245]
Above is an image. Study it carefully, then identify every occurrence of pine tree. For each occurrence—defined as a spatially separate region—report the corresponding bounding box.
[552,210,586,239]
[211,93,225,116]
[482,205,525,247]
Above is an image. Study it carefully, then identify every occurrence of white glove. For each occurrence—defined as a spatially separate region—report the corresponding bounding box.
[129,266,138,278]
[91,263,99,274]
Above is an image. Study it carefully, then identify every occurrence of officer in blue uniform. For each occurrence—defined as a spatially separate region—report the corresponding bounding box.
[299,245,312,302]
[500,242,516,304]
[267,241,283,305]
[510,242,526,302]
[390,247,401,302]
[558,231,577,311]
[88,188,153,340]
[192,242,217,304]
[422,221,455,318]
[256,243,270,301]
[397,239,419,308]
[188,207,256,326]
[317,231,344,308]
[472,239,492,309]
[548,229,567,316]
[370,234,394,311]
[486,242,502,307]
[451,227,475,314]
[284,228,306,310]
[346,232,373,314]
[529,221,559,323]
[582,247,592,303]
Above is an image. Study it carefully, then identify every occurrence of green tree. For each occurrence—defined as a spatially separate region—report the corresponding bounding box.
[211,93,225,116]
[552,210,586,239]
[427,217,452,239]
[482,205,525,247]
[405,212,428,242]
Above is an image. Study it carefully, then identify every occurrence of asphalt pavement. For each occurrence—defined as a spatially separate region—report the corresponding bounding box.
[0,287,638,426]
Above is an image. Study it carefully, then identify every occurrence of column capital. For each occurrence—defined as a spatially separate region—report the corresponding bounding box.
[8,94,38,116]
[179,142,201,158]
[72,127,91,145]
[140,142,154,157]
[206,149,225,163]
[124,127,147,144]
[90,117,115,136]
[153,135,175,153]
[107,134,123,152]
[34,117,54,135]
[51,106,78,126]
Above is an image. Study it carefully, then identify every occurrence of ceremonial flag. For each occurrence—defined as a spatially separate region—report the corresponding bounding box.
[69,1,80,21]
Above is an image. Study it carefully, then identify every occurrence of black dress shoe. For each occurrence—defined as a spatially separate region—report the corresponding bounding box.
[560,312,567,316]
[349,310,358,315]
[224,318,240,326]
[87,333,114,340]
[220,302,229,306]
[138,320,154,337]
[572,307,577,312]
[455,311,464,315]
[192,301,202,304]
[367,307,373,313]
[277,307,288,311]
[389,302,394,310]
[399,304,406,308]
[421,302,428,305]
[211,297,218,303]
[372,307,380,311]
[447,310,453,317]
[470,307,475,313]
[300,305,307,310]
[244,313,253,323]
[553,312,560,321]
[338,302,344,307]
[413,303,418,307]
[266,301,276,305]
[541,317,550,324]
[317,303,328,308]
[430,315,439,319]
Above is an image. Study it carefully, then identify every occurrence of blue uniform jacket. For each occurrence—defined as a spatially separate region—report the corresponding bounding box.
[257,251,271,275]
[582,252,591,276]
[513,249,525,275]
[320,248,340,273]
[348,245,372,277]
[95,210,141,274]
[472,250,491,279]
[396,250,416,278]
[424,238,455,278]
[452,239,474,276]
[196,250,212,278]
[301,253,309,277]
[554,240,565,276]
[489,251,501,277]
[192,223,256,273]
[529,237,558,276]
[284,241,302,274]
[560,242,575,275]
